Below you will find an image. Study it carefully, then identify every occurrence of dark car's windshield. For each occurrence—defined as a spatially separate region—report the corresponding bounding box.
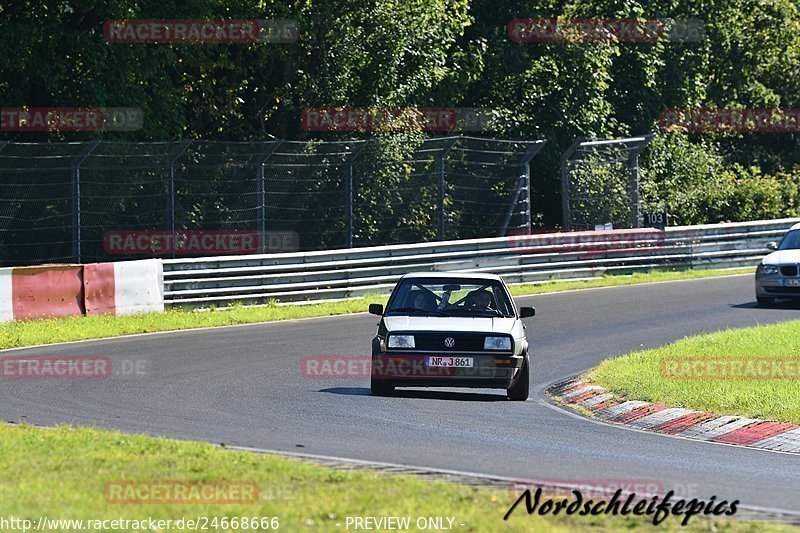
[779,230,800,250]
[386,278,515,317]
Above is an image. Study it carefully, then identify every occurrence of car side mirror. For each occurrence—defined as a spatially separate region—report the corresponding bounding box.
[767,241,778,251]
[519,306,535,318]
[368,303,384,316]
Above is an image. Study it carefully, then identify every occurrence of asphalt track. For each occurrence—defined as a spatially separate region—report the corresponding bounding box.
[2,274,799,514]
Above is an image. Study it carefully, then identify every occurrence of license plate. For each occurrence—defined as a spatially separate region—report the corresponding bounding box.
[426,356,473,368]
[785,279,800,287]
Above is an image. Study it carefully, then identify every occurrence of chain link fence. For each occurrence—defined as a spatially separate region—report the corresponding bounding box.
[0,137,546,266]
[560,134,655,230]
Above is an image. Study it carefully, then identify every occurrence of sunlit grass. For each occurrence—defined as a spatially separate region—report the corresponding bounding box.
[0,423,788,532]
[590,321,800,423]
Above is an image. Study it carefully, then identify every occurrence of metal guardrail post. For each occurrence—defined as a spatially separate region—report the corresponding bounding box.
[560,138,584,230]
[345,141,369,248]
[256,140,282,253]
[166,141,192,259]
[70,141,100,263]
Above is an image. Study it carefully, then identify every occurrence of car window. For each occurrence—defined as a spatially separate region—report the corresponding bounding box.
[779,230,800,250]
[386,278,515,317]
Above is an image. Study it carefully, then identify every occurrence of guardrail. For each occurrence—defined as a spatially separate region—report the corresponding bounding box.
[162,218,800,308]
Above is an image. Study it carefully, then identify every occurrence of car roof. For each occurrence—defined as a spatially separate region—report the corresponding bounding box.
[400,271,504,282]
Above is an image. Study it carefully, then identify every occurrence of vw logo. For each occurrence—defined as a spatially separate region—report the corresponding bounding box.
[444,337,455,348]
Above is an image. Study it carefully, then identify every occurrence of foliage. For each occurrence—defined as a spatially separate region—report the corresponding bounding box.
[1,0,799,232]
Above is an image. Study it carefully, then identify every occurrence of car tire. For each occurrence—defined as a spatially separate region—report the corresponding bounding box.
[370,377,394,396]
[507,354,529,401]
[757,296,775,306]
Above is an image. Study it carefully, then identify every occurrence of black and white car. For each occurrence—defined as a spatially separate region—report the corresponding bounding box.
[755,222,800,305]
[367,272,535,400]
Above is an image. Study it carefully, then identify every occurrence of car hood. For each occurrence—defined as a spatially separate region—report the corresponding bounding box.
[384,316,516,334]
[762,249,800,265]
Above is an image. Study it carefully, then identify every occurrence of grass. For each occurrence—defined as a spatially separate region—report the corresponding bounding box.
[0,423,790,532]
[0,267,751,351]
[589,320,800,424]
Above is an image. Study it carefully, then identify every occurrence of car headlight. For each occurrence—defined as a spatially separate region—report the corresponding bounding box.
[757,264,780,276]
[484,336,512,350]
[387,335,415,348]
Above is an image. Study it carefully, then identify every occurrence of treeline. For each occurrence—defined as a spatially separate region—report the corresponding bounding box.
[1,0,799,228]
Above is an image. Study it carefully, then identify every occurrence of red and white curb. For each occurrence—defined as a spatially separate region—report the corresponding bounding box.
[547,378,800,454]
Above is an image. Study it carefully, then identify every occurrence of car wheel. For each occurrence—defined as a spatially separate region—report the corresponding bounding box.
[507,354,529,401]
[370,376,394,396]
[757,296,775,306]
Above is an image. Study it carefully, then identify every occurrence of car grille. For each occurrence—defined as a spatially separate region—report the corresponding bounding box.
[393,333,509,352]
[781,266,798,276]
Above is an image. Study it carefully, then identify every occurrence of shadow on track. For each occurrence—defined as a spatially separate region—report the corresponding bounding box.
[732,300,800,310]
[320,387,509,402]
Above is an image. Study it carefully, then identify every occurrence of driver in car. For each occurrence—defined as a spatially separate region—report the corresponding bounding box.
[409,290,436,311]
[465,289,492,311]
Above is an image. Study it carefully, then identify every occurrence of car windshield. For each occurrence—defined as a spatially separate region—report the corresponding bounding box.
[779,230,800,250]
[386,277,515,317]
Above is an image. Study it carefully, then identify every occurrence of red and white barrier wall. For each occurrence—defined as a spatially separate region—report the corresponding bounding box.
[84,259,164,316]
[0,259,163,322]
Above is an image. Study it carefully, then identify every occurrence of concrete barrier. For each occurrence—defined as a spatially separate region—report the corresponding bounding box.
[11,265,85,320]
[0,259,163,322]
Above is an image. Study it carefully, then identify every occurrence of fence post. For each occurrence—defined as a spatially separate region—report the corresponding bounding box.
[628,133,656,229]
[560,138,584,230]
[517,140,547,234]
[166,141,192,259]
[629,153,641,229]
[70,141,100,263]
[437,136,461,240]
[256,140,282,253]
[344,141,369,248]
[500,176,525,236]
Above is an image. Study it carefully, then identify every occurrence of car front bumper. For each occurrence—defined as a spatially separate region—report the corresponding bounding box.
[755,276,800,299]
[371,352,524,388]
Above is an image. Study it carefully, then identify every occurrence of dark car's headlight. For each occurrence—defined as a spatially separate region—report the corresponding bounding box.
[387,334,415,348]
[484,336,512,350]
[757,264,780,276]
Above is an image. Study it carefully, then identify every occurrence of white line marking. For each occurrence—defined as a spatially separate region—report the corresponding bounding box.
[227,442,800,521]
